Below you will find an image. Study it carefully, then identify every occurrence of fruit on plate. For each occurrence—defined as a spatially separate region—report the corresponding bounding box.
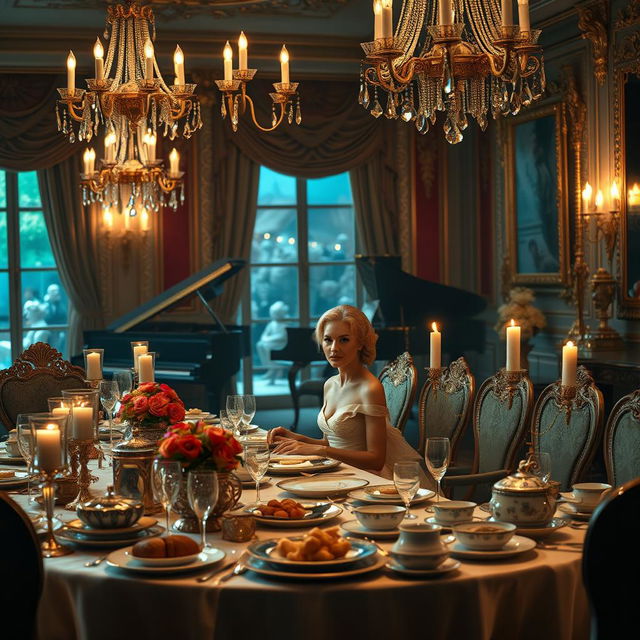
[253,498,308,519]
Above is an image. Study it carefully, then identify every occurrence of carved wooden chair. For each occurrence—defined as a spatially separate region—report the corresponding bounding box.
[0,343,87,432]
[583,477,640,639]
[417,357,475,460]
[531,366,604,491]
[603,389,640,487]
[442,369,534,502]
[378,352,417,434]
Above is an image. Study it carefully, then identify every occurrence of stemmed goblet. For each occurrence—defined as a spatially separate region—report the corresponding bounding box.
[16,414,36,506]
[244,443,270,504]
[393,461,420,519]
[99,380,119,460]
[152,459,182,534]
[425,437,451,506]
[240,394,256,439]
[113,369,133,415]
[187,470,219,552]
[226,395,244,438]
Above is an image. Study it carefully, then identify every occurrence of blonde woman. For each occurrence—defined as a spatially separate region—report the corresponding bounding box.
[268,305,430,485]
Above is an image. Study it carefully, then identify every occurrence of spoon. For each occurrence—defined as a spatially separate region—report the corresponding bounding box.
[362,537,389,557]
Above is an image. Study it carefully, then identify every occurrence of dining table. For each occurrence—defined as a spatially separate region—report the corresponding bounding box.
[5,444,590,640]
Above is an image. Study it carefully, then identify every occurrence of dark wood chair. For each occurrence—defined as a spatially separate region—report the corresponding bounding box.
[0,491,44,639]
[378,352,417,435]
[583,477,640,639]
[0,342,87,433]
[603,389,640,487]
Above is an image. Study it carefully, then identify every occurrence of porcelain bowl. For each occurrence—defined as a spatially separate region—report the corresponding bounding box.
[452,521,516,550]
[353,505,406,530]
[388,547,450,569]
[432,500,477,525]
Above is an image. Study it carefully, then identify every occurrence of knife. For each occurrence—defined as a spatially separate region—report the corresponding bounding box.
[214,553,249,585]
[196,551,238,583]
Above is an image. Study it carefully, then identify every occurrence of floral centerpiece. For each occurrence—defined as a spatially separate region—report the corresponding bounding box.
[117,382,186,429]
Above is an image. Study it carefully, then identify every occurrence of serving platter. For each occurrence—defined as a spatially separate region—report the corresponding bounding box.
[277,476,369,498]
[57,525,164,548]
[107,546,225,573]
[63,516,158,537]
[245,502,342,528]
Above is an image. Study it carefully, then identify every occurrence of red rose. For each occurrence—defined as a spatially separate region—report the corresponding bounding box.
[205,426,227,449]
[133,396,149,415]
[148,392,170,417]
[138,382,157,394]
[175,434,203,461]
[158,435,180,459]
[167,422,191,435]
[160,384,179,401]
[227,435,243,456]
[121,393,133,404]
[167,403,185,423]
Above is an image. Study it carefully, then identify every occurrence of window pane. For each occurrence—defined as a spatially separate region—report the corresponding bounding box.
[20,211,55,268]
[251,266,299,320]
[23,329,67,357]
[0,171,6,208]
[308,207,355,262]
[251,320,297,397]
[308,173,353,205]
[0,272,8,329]
[18,171,42,208]
[310,264,356,317]
[0,211,7,269]
[0,331,11,369]
[21,271,68,330]
[251,208,298,264]
[257,166,296,205]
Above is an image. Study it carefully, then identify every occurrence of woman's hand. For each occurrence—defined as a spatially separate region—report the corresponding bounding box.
[272,439,325,456]
[266,426,299,445]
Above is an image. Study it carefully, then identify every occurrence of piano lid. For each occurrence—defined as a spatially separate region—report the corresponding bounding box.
[107,258,245,333]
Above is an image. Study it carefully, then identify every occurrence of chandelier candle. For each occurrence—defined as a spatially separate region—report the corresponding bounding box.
[144,39,154,81]
[174,46,185,86]
[66,51,76,93]
[94,38,104,82]
[144,131,157,163]
[561,341,578,387]
[223,41,233,82]
[83,148,96,175]
[280,45,290,84]
[373,1,383,40]
[517,0,530,33]
[502,0,514,26]
[430,322,441,369]
[239,32,248,70]
[169,148,180,177]
[506,319,521,371]
[438,0,453,26]
[381,0,393,38]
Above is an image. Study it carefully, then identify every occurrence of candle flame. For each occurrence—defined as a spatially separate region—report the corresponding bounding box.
[582,181,592,206]
[169,148,179,163]
[239,31,248,50]
[83,148,95,162]
[373,0,382,14]
[144,38,154,60]
[381,0,392,7]
[67,51,76,70]
[103,209,114,228]
[610,180,620,201]
[595,189,604,209]
[431,322,438,332]
[510,318,516,327]
[566,340,574,348]
[93,38,104,59]
[223,41,233,61]
[280,45,289,64]
[45,424,57,431]
[105,131,116,147]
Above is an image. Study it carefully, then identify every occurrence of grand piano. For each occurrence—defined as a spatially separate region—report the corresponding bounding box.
[75,258,248,413]
[272,255,487,428]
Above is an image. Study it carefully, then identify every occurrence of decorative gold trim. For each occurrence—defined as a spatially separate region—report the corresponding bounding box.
[615,0,640,29]
[577,1,609,86]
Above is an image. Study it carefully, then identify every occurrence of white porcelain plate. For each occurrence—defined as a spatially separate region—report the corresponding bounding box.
[57,525,164,549]
[268,457,341,475]
[64,516,158,538]
[0,451,26,465]
[558,503,593,521]
[107,546,225,574]
[0,471,33,488]
[277,476,369,498]
[125,550,201,567]
[488,516,568,538]
[340,519,400,540]
[349,487,435,506]
[386,557,461,577]
[246,502,343,528]
[447,534,536,559]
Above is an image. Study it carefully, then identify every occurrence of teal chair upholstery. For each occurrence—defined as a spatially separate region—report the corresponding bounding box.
[417,357,475,460]
[378,352,417,434]
[531,366,604,491]
[603,389,640,487]
[443,370,533,502]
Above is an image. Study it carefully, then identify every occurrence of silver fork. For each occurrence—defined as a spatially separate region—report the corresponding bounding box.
[213,553,249,586]
[84,555,108,568]
[197,550,238,583]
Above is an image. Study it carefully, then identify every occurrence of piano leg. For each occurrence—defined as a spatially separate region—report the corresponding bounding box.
[287,362,305,432]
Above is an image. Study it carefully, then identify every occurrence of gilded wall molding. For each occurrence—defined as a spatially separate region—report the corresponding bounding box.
[577,0,609,86]
[615,0,640,29]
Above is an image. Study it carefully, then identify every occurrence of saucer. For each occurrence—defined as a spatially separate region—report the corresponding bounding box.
[448,535,536,559]
[488,516,568,538]
[558,503,593,521]
[340,519,400,540]
[424,516,478,531]
[559,493,596,512]
[386,557,460,577]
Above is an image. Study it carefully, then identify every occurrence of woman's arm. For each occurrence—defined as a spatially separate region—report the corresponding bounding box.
[267,427,328,447]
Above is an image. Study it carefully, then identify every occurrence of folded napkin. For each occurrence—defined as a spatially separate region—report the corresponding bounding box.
[270,455,324,462]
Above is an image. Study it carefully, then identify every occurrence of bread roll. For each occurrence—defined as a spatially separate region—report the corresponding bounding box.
[132,537,165,558]
[132,535,199,558]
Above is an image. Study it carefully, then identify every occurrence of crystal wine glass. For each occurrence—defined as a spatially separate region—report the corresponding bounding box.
[425,437,451,505]
[240,394,256,439]
[113,370,133,411]
[187,469,219,552]
[226,395,244,438]
[393,461,420,519]
[244,443,270,504]
[152,459,182,534]
[16,414,36,507]
[99,380,119,459]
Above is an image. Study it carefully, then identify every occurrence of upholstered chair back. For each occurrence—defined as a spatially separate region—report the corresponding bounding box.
[603,390,640,487]
[417,357,475,459]
[379,352,417,434]
[531,366,604,491]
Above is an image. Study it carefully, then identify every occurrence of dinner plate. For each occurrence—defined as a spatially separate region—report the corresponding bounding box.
[0,452,26,465]
[349,487,435,506]
[277,476,369,498]
[107,546,225,573]
[558,503,593,521]
[244,554,386,581]
[0,471,34,488]
[487,516,568,538]
[247,537,377,569]
[246,502,342,528]
[447,534,536,559]
[268,457,341,475]
[386,557,461,577]
[57,525,164,548]
[124,550,201,567]
[63,516,158,538]
[340,519,400,540]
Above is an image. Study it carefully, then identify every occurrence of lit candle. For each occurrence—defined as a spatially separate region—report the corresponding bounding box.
[561,340,578,387]
[86,352,102,380]
[610,180,620,210]
[517,0,530,33]
[94,38,104,82]
[174,45,185,86]
[169,148,180,177]
[67,51,76,93]
[373,1,383,39]
[140,208,150,232]
[280,45,290,84]
[381,0,393,38]
[133,344,148,372]
[103,209,114,229]
[223,41,233,82]
[629,184,640,208]
[52,407,70,418]
[582,181,592,213]
[502,0,513,26]
[83,148,95,175]
[36,425,62,473]
[138,354,154,383]
[430,322,441,369]
[71,406,94,440]
[238,32,248,70]
[104,130,116,163]
[144,130,156,162]
[144,38,154,81]
[438,0,453,26]
[506,319,521,371]
[595,189,604,211]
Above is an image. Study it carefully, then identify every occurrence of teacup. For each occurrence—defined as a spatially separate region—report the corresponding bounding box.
[570,483,612,511]
[353,505,406,531]
[452,521,516,550]
[4,439,21,457]
[389,522,450,569]
[432,500,477,526]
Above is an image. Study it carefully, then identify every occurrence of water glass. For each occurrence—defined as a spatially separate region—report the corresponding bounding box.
[244,443,270,503]
[425,437,451,504]
[393,461,420,519]
[226,395,244,437]
[530,451,551,483]
[187,470,219,551]
[240,395,256,438]
[152,459,182,534]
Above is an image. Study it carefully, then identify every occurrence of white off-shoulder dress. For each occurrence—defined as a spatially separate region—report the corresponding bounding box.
[317,403,433,488]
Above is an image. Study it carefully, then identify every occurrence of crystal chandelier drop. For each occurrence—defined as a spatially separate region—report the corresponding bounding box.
[359,0,545,143]
[55,1,203,215]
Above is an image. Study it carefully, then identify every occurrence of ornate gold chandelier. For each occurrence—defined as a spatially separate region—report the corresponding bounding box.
[359,0,545,143]
[56,1,202,215]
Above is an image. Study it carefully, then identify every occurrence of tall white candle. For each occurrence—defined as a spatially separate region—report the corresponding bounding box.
[94,38,104,81]
[174,45,185,86]
[144,39,154,81]
[438,0,453,26]
[223,41,233,82]
[502,0,513,26]
[517,0,530,33]
[381,0,393,38]
[373,1,383,40]
[562,341,578,387]
[238,32,248,70]
[83,148,95,175]
[133,345,147,372]
[169,148,180,177]
[72,406,94,440]
[280,45,290,84]
[610,181,621,210]
[144,130,156,163]
[86,352,102,379]
[595,189,604,211]
[430,322,441,369]
[52,407,70,418]
[36,425,62,473]
[138,354,154,383]
[506,319,521,371]
[67,51,76,93]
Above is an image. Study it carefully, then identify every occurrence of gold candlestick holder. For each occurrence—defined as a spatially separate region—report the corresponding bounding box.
[555,384,577,424]
[65,439,95,510]
[40,473,73,557]
[426,366,446,392]
[494,368,528,409]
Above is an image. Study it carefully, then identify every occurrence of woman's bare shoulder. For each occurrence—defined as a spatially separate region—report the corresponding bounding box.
[357,372,386,406]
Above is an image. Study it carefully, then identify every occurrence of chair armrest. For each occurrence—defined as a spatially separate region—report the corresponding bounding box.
[446,464,473,477]
[442,469,510,489]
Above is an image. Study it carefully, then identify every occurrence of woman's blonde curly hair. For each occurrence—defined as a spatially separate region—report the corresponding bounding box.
[314,305,378,365]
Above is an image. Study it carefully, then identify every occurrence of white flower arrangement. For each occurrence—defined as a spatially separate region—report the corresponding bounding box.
[495,287,546,341]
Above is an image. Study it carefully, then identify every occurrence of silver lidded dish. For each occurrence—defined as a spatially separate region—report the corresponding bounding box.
[76,485,143,529]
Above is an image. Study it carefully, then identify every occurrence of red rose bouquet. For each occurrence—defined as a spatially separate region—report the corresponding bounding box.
[157,421,242,472]
[117,382,186,429]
